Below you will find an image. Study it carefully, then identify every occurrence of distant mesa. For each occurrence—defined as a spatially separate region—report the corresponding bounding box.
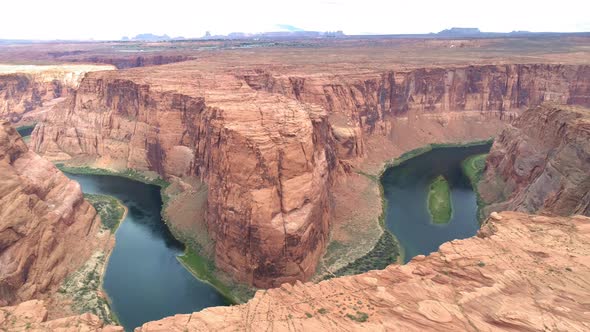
[201,29,345,40]
[508,30,533,35]
[436,27,536,37]
[115,28,585,42]
[122,33,185,41]
[437,27,482,36]
[122,29,345,42]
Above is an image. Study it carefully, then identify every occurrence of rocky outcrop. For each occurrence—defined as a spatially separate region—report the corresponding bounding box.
[136,211,590,331]
[479,104,590,217]
[0,121,111,306]
[0,300,122,331]
[0,64,114,124]
[33,71,336,288]
[30,62,590,287]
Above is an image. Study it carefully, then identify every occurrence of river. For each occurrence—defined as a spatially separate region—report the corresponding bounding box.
[64,144,490,329]
[381,144,491,263]
[66,174,227,331]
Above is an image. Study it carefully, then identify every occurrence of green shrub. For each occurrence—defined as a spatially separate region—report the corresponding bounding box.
[346,311,369,322]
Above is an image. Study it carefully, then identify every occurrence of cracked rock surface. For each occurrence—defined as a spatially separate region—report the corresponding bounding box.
[136,211,590,331]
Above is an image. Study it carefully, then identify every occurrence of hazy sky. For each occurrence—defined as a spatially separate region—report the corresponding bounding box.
[2,0,589,40]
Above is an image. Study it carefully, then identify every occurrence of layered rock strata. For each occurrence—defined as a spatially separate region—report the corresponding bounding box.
[0,64,114,124]
[136,211,590,331]
[242,64,590,140]
[31,62,590,286]
[479,104,590,216]
[0,121,111,306]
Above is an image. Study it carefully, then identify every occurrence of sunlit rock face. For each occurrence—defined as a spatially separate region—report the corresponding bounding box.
[0,121,111,306]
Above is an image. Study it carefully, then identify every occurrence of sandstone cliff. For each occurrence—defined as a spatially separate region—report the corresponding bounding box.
[30,62,590,287]
[244,64,590,118]
[241,64,590,156]
[479,104,590,217]
[0,121,111,307]
[0,64,114,124]
[136,211,590,331]
[33,70,337,288]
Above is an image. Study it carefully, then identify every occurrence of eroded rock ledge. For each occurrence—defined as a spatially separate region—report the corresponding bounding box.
[479,103,590,217]
[136,211,590,331]
[0,121,112,309]
[0,300,121,331]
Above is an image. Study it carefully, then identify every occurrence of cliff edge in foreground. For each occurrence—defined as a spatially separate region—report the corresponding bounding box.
[0,300,121,331]
[137,211,590,331]
[479,104,590,217]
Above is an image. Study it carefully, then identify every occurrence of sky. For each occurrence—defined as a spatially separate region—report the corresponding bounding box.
[1,0,589,40]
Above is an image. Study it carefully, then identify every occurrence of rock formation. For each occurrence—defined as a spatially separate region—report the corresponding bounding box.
[0,300,122,331]
[0,121,111,307]
[33,69,337,288]
[136,211,590,331]
[0,64,114,124]
[30,61,590,287]
[241,64,590,135]
[479,103,590,217]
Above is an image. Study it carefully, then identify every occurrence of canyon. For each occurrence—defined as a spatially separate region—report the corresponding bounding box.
[30,59,590,288]
[0,36,589,331]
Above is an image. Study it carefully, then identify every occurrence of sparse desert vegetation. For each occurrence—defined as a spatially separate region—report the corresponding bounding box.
[58,251,117,324]
[326,230,399,279]
[84,194,126,232]
[461,153,490,220]
[177,248,254,304]
[462,153,488,186]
